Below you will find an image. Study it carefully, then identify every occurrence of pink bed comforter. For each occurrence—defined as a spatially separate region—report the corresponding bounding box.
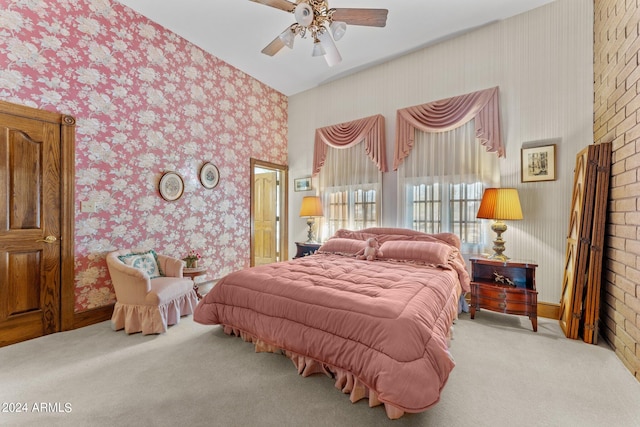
[194,252,465,416]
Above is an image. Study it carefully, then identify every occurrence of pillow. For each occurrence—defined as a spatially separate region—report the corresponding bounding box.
[317,238,368,256]
[379,240,453,265]
[118,250,164,278]
[333,228,461,249]
[333,229,377,242]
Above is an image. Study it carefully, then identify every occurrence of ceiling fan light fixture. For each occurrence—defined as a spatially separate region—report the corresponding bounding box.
[311,39,326,57]
[330,21,346,41]
[253,0,387,66]
[278,27,295,49]
[294,2,314,27]
[318,30,341,66]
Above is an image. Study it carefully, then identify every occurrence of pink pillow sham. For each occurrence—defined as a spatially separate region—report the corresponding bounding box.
[334,228,461,249]
[379,240,453,265]
[318,238,368,256]
[333,229,378,242]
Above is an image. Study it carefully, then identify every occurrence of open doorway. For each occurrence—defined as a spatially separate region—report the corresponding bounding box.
[250,159,288,267]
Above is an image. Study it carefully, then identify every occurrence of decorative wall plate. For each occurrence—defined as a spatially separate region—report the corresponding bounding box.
[199,162,220,189]
[159,171,184,201]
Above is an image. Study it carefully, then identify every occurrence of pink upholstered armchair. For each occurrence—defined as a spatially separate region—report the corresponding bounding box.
[106,248,198,335]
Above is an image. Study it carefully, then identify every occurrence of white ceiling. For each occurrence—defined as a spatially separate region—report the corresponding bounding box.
[116,0,555,96]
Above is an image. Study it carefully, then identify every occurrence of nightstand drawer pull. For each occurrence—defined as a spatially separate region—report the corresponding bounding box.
[498,292,506,299]
[498,302,506,309]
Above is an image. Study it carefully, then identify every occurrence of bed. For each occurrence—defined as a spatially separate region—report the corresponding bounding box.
[193,227,470,419]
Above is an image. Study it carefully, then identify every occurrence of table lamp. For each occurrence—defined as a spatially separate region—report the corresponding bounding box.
[299,196,324,243]
[476,188,523,262]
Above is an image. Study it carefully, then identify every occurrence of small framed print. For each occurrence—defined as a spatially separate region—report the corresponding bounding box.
[159,171,184,201]
[521,144,556,183]
[199,162,220,189]
[294,177,312,192]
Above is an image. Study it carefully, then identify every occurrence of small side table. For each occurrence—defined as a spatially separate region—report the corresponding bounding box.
[183,266,207,299]
[469,257,538,332]
[294,242,322,259]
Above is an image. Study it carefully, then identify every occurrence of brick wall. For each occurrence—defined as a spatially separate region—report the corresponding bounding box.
[594,0,640,381]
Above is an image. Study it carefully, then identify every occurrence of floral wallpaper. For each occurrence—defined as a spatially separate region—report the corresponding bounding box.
[0,0,288,311]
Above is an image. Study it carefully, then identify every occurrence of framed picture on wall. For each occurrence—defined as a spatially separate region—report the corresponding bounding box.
[199,162,220,189]
[521,144,556,182]
[159,171,184,201]
[294,177,312,192]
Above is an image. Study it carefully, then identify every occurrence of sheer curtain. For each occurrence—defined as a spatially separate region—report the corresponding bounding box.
[397,120,500,252]
[318,142,382,239]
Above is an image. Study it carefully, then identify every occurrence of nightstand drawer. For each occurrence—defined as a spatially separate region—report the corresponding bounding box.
[475,295,534,315]
[475,285,509,300]
[474,283,535,303]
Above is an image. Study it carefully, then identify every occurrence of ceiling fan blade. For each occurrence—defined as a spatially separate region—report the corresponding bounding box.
[249,0,297,13]
[331,8,388,27]
[261,36,287,56]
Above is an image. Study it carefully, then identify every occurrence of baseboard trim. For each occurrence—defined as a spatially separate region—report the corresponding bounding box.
[538,302,560,320]
[73,304,114,329]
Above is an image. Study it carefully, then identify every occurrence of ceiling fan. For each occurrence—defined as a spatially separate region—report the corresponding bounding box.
[250,0,388,66]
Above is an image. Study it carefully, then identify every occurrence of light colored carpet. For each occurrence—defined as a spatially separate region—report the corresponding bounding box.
[1,311,639,427]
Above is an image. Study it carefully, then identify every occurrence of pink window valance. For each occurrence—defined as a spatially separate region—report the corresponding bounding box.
[313,114,387,175]
[393,87,504,170]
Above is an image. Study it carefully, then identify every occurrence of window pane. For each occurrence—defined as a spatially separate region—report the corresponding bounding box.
[411,184,441,234]
[354,189,377,229]
[328,191,349,236]
[449,182,482,243]
[323,187,379,235]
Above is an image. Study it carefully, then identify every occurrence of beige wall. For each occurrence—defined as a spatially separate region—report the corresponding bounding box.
[595,0,640,381]
[288,0,593,305]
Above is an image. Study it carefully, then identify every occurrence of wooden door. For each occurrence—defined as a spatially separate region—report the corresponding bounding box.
[254,170,278,265]
[250,159,288,267]
[0,111,63,346]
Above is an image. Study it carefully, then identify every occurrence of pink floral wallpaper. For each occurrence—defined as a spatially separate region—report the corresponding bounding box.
[0,0,288,311]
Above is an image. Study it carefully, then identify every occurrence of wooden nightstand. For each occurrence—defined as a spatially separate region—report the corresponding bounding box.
[294,242,322,258]
[469,257,538,332]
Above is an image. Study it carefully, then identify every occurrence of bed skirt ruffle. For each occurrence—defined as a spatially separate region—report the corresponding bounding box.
[112,290,198,335]
[222,324,406,420]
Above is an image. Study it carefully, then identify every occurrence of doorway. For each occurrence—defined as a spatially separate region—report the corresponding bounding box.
[0,100,76,347]
[250,159,288,266]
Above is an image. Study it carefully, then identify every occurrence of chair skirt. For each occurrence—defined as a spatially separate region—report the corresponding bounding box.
[111,289,198,335]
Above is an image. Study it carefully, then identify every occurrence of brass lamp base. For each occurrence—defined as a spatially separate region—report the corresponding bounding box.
[487,220,510,262]
[305,217,316,243]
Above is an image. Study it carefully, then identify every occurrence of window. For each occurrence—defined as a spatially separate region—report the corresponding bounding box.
[354,189,377,229]
[397,121,499,253]
[325,187,378,237]
[410,181,484,244]
[451,182,484,243]
[318,142,382,239]
[411,183,441,234]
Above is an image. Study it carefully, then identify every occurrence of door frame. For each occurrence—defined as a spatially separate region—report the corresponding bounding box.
[0,100,76,332]
[250,158,288,267]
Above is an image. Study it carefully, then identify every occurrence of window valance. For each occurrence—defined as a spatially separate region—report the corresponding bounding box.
[393,87,504,170]
[313,114,387,175]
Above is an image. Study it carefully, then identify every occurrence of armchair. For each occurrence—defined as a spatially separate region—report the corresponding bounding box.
[106,248,199,335]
